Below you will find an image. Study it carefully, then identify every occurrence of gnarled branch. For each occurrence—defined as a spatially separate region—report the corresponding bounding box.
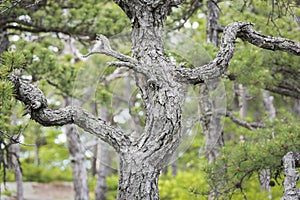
[175,21,300,84]
[9,75,132,153]
[175,21,248,84]
[238,25,300,56]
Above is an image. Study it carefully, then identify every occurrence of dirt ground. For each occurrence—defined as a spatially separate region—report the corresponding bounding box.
[0,182,74,200]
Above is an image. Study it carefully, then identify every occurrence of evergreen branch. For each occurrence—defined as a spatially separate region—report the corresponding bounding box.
[8,75,132,153]
[175,21,300,84]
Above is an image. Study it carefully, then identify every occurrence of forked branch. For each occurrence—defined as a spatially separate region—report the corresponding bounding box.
[83,34,148,76]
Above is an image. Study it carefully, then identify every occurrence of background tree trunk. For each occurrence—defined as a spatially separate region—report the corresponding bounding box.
[260,90,276,198]
[8,144,23,200]
[202,1,223,199]
[65,124,89,200]
[10,112,23,200]
[95,107,111,200]
[34,144,40,166]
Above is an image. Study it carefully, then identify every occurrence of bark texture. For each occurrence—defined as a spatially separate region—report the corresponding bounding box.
[281,152,300,200]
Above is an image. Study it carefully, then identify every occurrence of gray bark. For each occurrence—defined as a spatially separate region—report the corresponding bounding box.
[281,152,300,200]
[8,1,300,199]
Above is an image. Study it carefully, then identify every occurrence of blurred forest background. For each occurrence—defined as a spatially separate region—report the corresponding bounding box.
[0,0,299,199]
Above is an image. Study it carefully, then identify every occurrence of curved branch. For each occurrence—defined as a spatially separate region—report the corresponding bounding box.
[30,106,131,153]
[9,75,131,153]
[175,21,300,84]
[175,21,248,84]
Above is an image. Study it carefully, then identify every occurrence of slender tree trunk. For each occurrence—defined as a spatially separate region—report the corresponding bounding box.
[292,99,300,118]
[199,82,224,164]
[64,97,89,200]
[95,140,110,200]
[10,113,23,200]
[203,2,223,199]
[206,0,220,46]
[95,107,111,200]
[9,144,23,200]
[66,124,89,200]
[238,84,247,119]
[91,145,97,176]
[260,90,276,198]
[34,144,40,166]
[0,29,9,54]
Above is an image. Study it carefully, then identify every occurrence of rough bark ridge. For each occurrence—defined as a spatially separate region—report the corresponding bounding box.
[8,1,300,199]
[281,152,300,200]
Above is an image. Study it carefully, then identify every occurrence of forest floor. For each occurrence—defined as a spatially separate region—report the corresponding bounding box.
[0,182,74,200]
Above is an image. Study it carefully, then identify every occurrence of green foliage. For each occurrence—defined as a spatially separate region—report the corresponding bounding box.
[22,162,72,183]
[1,1,129,37]
[203,117,300,199]
[159,170,208,200]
